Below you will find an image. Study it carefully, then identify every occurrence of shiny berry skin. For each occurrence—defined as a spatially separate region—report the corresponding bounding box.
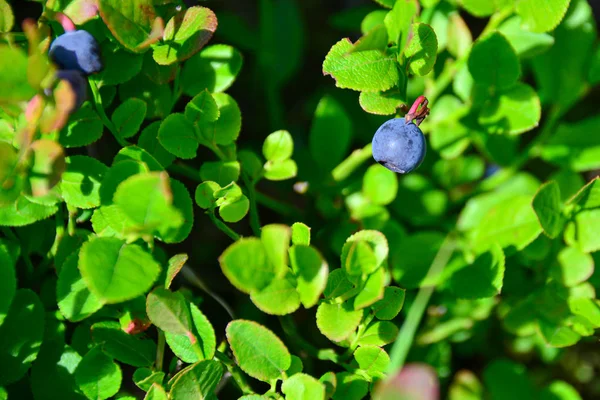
[49,30,102,75]
[372,118,426,174]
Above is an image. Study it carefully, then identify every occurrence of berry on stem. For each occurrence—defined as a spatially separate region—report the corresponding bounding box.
[49,13,102,75]
[372,96,430,174]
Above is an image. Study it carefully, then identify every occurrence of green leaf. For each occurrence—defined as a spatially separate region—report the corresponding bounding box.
[324,268,355,299]
[392,231,444,288]
[30,340,84,400]
[540,381,582,400]
[531,0,596,109]
[309,95,352,172]
[567,177,600,209]
[113,172,183,238]
[516,0,570,33]
[97,0,157,53]
[95,42,144,86]
[61,156,108,209]
[215,183,250,223]
[57,251,103,322]
[461,0,496,17]
[219,238,276,293]
[316,302,362,342]
[226,319,291,382]
[195,181,220,209]
[0,289,44,385]
[289,245,329,308]
[160,178,194,243]
[483,359,535,400]
[359,89,406,115]
[200,161,240,187]
[0,195,58,227]
[114,146,164,171]
[169,360,223,398]
[100,160,149,205]
[468,32,520,91]
[0,45,36,103]
[261,224,291,273]
[341,230,388,277]
[357,321,398,346]
[0,241,16,325]
[250,273,301,315]
[349,24,389,54]
[541,117,600,172]
[498,16,555,58]
[282,373,326,400]
[538,320,580,347]
[363,164,398,206]
[551,247,594,287]
[319,372,337,399]
[120,74,172,119]
[404,23,438,76]
[332,372,369,400]
[323,38,400,92]
[158,113,199,159]
[570,209,600,253]
[372,0,395,8]
[448,244,505,299]
[384,0,418,52]
[447,12,473,59]
[264,159,298,181]
[164,302,216,363]
[533,181,566,238]
[353,267,385,309]
[197,93,242,145]
[59,103,104,148]
[185,90,220,127]
[0,0,14,33]
[147,287,193,336]
[478,83,541,135]
[75,346,122,400]
[166,253,188,289]
[153,6,217,65]
[134,369,165,392]
[181,44,243,96]
[354,345,390,378]
[291,222,311,246]
[263,130,294,162]
[91,321,156,367]
[138,122,176,169]
[144,384,168,400]
[470,195,542,254]
[371,286,405,320]
[111,98,147,139]
[79,237,161,304]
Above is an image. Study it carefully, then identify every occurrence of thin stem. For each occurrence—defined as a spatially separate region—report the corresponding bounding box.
[156,331,166,371]
[255,192,302,218]
[67,208,77,236]
[215,350,254,395]
[208,210,241,241]
[171,65,182,112]
[88,79,129,147]
[49,205,66,257]
[386,233,456,376]
[331,143,373,182]
[169,162,201,182]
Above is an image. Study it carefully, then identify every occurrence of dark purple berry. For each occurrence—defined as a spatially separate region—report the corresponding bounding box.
[49,30,102,75]
[372,118,426,174]
[56,70,87,110]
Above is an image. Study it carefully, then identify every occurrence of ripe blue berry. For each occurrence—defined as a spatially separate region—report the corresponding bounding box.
[56,70,87,110]
[49,30,102,75]
[372,118,426,174]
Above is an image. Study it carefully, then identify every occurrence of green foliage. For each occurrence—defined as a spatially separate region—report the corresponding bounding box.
[0,0,598,398]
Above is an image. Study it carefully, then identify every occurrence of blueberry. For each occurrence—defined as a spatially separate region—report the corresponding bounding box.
[56,70,87,110]
[372,118,426,174]
[49,30,102,75]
